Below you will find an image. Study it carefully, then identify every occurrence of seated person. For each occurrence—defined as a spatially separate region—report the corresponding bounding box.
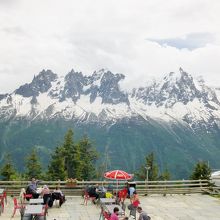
[41,185,50,196]
[26,178,40,199]
[97,185,107,193]
[137,206,150,220]
[87,185,99,200]
[19,188,26,203]
[117,187,128,203]
[52,186,66,207]
[41,185,53,207]
[105,191,113,198]
[110,207,119,220]
[96,185,107,198]
[128,191,140,211]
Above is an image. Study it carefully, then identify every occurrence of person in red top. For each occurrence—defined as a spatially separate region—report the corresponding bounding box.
[128,191,140,211]
[110,207,119,220]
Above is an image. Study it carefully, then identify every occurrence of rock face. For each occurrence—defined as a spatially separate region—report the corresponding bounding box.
[132,68,219,108]
[15,69,58,97]
[1,67,220,129]
[1,67,220,178]
[1,67,219,123]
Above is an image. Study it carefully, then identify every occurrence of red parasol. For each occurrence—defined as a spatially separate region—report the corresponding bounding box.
[104,170,132,180]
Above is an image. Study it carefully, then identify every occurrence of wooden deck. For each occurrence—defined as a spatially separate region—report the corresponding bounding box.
[0,195,220,220]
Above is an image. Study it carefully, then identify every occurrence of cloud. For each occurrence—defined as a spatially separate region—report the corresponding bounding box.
[0,0,220,93]
[148,32,215,50]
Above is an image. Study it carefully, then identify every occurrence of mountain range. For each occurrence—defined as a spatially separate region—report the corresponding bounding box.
[1,67,220,179]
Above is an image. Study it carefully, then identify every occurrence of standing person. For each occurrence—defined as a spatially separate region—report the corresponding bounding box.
[137,206,151,220]
[129,185,135,197]
[110,207,119,220]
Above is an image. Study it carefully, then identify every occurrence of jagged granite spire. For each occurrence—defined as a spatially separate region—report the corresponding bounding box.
[15,69,58,97]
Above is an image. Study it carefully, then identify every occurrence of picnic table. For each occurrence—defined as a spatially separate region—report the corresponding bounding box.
[29,198,44,204]
[21,204,46,220]
[100,198,115,205]
[25,204,43,214]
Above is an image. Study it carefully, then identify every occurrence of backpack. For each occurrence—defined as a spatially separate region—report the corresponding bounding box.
[143,216,151,220]
[142,213,151,220]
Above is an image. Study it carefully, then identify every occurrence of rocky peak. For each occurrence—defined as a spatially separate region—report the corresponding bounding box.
[98,70,129,104]
[132,68,220,109]
[0,93,8,101]
[47,68,128,104]
[34,69,57,82]
[15,69,57,97]
[158,68,199,106]
[196,77,220,107]
[133,68,200,107]
[92,69,106,80]
[58,70,86,102]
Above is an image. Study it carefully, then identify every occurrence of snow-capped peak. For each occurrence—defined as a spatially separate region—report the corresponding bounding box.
[0,68,220,132]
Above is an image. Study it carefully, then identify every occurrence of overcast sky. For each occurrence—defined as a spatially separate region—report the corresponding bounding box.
[0,0,220,93]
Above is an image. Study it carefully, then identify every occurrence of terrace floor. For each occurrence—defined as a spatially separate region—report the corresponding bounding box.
[1,194,220,220]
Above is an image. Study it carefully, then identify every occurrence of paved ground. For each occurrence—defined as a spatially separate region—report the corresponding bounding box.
[1,194,220,220]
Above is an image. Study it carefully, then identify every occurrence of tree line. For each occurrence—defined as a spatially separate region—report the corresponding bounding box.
[0,129,98,181]
[0,129,212,181]
[135,152,211,181]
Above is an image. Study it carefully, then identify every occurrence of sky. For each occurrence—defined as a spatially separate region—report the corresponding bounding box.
[0,0,220,93]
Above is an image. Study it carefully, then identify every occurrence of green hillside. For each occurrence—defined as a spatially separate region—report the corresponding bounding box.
[0,118,220,179]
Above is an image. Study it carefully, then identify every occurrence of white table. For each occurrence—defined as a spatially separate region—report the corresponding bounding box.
[25,204,43,214]
[29,198,44,204]
[100,198,115,204]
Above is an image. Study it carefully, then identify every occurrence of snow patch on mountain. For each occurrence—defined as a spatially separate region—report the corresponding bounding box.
[1,68,220,132]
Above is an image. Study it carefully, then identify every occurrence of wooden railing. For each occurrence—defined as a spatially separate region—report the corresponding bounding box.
[0,179,214,196]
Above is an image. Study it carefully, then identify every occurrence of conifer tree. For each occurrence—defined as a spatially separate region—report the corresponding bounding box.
[25,148,42,179]
[190,161,211,180]
[62,129,75,178]
[136,152,159,181]
[159,168,171,180]
[49,129,99,180]
[0,154,18,180]
[78,136,98,180]
[72,143,83,179]
[47,146,67,180]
